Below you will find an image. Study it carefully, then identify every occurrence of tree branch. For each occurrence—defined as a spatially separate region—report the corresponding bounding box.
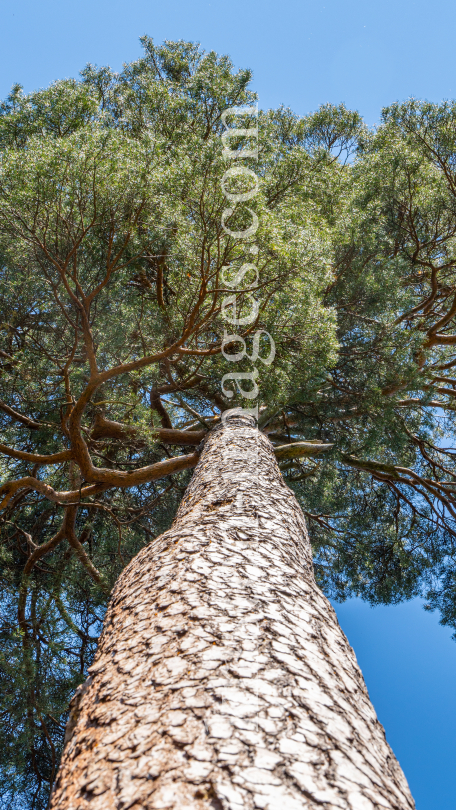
[0,400,42,430]
[0,444,73,464]
[0,451,200,509]
[274,441,334,460]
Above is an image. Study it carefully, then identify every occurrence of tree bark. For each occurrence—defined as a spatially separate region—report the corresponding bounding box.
[50,415,415,810]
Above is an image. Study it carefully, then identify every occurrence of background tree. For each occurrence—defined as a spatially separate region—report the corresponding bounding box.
[0,38,456,807]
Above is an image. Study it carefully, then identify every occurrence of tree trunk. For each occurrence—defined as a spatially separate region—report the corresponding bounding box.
[50,415,415,810]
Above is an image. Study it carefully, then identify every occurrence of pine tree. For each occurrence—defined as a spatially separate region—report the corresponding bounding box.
[2,38,456,807]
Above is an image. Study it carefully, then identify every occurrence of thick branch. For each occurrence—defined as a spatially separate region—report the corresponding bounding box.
[0,452,199,509]
[91,414,137,442]
[340,454,400,478]
[91,414,206,445]
[156,428,206,445]
[274,441,334,461]
[0,399,42,430]
[0,444,73,464]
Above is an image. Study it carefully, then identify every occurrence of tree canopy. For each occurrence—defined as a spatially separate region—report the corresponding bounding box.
[2,37,456,809]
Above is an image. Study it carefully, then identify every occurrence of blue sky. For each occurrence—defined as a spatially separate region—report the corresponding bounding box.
[334,598,456,810]
[2,0,456,125]
[2,1,456,807]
